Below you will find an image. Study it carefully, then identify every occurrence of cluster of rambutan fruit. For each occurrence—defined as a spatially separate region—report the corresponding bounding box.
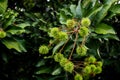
[38,17,103,80]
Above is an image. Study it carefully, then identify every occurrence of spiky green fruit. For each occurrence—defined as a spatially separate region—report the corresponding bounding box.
[0,31,6,38]
[50,27,59,38]
[64,61,74,73]
[94,66,102,74]
[96,61,103,67]
[54,53,64,62]
[38,45,49,54]
[76,45,87,56]
[79,27,89,37]
[74,74,83,80]
[81,18,91,27]
[58,31,68,41]
[88,56,96,63]
[90,64,96,72]
[59,58,68,67]
[83,65,91,74]
[66,19,76,29]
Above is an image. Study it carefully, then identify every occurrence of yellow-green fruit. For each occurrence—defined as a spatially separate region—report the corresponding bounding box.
[58,31,68,41]
[60,58,68,67]
[38,45,49,54]
[54,53,64,62]
[50,27,59,38]
[79,27,89,37]
[90,64,96,72]
[88,56,96,63]
[76,45,87,56]
[64,61,74,73]
[96,61,103,67]
[83,66,91,74]
[94,66,102,74]
[74,74,83,80]
[81,18,91,27]
[66,19,76,29]
[0,31,6,38]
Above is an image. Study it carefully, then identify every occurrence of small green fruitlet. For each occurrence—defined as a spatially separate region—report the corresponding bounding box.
[58,31,68,41]
[90,64,96,72]
[54,53,64,62]
[59,58,68,67]
[83,65,91,74]
[76,45,87,56]
[0,31,6,38]
[94,66,102,74]
[66,19,76,29]
[79,27,89,37]
[38,45,49,54]
[74,74,83,80]
[81,18,91,27]
[63,61,74,73]
[50,27,59,38]
[88,56,96,63]
[96,61,103,67]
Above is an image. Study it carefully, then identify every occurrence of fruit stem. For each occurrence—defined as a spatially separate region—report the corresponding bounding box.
[69,32,78,60]
[59,38,70,53]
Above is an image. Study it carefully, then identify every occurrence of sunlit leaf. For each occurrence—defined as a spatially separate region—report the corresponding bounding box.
[95,23,116,34]
[0,0,7,14]
[1,38,27,52]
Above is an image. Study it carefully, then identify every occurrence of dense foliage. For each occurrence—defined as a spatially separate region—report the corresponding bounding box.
[0,0,120,80]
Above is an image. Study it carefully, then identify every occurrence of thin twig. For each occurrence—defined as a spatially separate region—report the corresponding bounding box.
[81,36,87,46]
[59,38,70,53]
[69,32,78,60]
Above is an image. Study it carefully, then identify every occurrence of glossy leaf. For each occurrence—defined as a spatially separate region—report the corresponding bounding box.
[0,0,7,14]
[95,23,116,34]
[51,67,62,75]
[76,0,82,18]
[1,38,27,52]
[110,4,120,14]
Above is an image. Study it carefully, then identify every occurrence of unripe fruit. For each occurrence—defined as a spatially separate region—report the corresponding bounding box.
[94,66,102,74]
[76,45,87,56]
[74,74,83,80]
[83,66,91,74]
[79,27,89,37]
[66,19,76,29]
[63,61,74,73]
[90,64,96,72]
[96,61,103,67]
[0,31,6,38]
[58,31,68,41]
[50,27,59,38]
[38,45,49,54]
[81,18,91,27]
[54,53,64,62]
[59,58,68,67]
[88,56,96,63]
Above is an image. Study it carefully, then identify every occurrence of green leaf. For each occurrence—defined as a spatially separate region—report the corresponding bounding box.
[70,5,76,17]
[95,23,116,34]
[1,38,27,52]
[51,67,62,75]
[35,60,45,67]
[52,41,65,55]
[59,11,67,24]
[87,6,103,18]
[110,4,120,14]
[16,22,30,29]
[6,26,25,35]
[35,67,52,74]
[76,0,83,18]
[94,0,117,24]
[96,34,119,41]
[0,0,7,14]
